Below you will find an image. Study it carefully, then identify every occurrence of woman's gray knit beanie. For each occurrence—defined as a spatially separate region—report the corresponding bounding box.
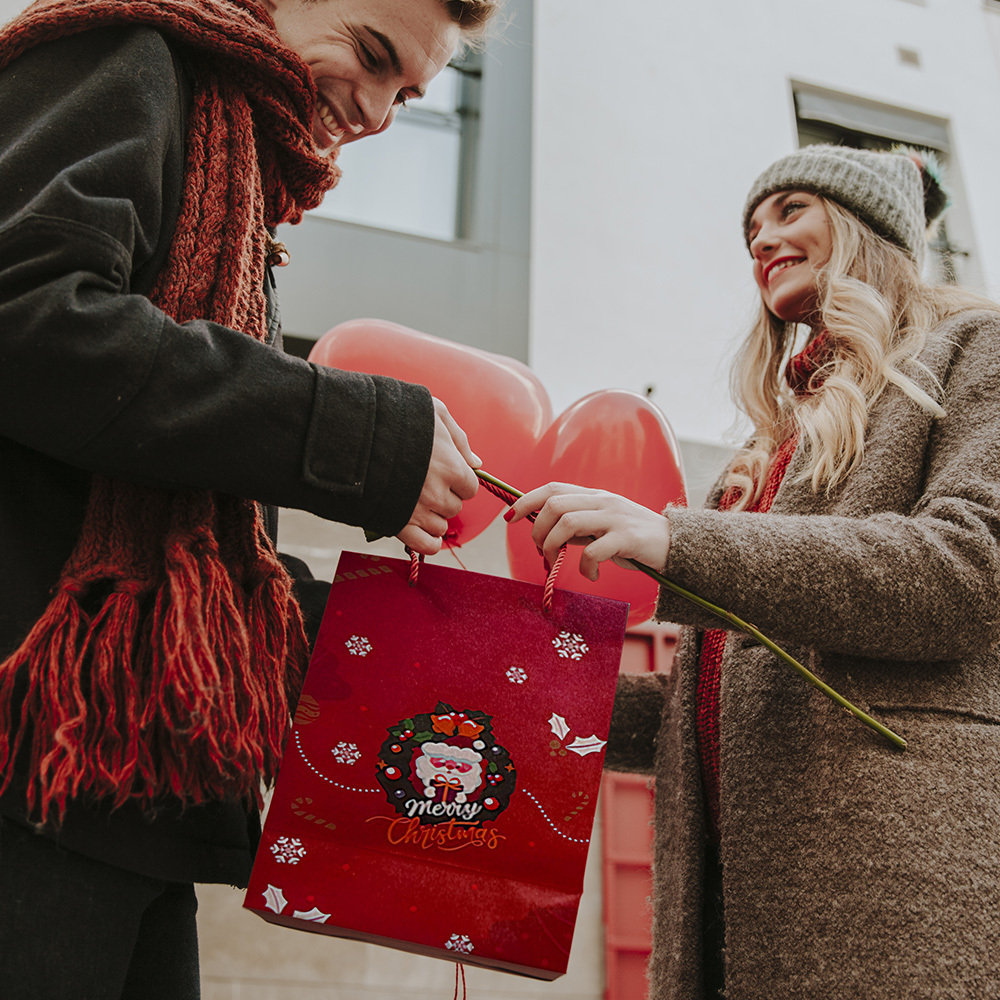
[743,144,948,268]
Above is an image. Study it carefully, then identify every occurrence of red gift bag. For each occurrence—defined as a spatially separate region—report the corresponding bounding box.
[244,551,628,979]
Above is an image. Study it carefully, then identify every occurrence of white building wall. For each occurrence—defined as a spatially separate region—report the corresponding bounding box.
[530,0,1000,448]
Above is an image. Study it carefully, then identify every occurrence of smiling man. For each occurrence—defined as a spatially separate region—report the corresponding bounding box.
[0,0,498,996]
[267,0,462,151]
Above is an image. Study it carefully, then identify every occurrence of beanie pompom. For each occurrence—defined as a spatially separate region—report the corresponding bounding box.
[893,145,951,229]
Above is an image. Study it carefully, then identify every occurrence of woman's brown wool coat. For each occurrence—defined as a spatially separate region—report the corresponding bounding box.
[605,309,1000,999]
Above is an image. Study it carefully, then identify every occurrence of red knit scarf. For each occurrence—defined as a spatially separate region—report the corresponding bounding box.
[784,330,833,397]
[0,0,339,823]
[695,332,831,840]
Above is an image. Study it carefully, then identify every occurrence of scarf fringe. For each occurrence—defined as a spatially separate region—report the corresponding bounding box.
[0,0,328,826]
[0,489,307,824]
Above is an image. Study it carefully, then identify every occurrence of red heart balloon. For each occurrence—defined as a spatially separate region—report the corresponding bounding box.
[506,390,686,625]
[309,320,552,545]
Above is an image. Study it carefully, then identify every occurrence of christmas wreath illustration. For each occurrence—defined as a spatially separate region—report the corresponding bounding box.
[375,701,517,825]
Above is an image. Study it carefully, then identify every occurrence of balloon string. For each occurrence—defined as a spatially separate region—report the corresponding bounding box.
[474,469,907,751]
[443,537,469,571]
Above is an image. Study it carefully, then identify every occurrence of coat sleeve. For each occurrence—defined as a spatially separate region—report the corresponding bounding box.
[656,313,1000,662]
[604,672,669,774]
[0,26,432,538]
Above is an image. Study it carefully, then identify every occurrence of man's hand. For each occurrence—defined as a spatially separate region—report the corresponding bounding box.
[396,398,480,555]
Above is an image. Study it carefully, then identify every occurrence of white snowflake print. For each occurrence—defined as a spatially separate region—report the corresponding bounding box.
[505,666,528,684]
[552,631,589,660]
[270,836,307,865]
[331,741,362,765]
[445,933,475,955]
[345,635,373,657]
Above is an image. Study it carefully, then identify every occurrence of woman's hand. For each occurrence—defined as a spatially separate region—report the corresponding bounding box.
[506,483,671,581]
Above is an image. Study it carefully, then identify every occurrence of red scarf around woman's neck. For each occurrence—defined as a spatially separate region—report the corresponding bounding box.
[784,330,833,397]
[0,0,339,823]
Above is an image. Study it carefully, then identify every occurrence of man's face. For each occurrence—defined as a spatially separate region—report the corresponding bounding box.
[266,0,461,154]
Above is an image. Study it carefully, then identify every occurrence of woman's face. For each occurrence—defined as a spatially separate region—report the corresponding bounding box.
[266,0,460,154]
[748,190,833,326]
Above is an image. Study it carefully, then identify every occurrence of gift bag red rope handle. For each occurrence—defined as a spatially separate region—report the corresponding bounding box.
[469,475,566,613]
[474,470,907,750]
[404,546,425,585]
[405,479,567,614]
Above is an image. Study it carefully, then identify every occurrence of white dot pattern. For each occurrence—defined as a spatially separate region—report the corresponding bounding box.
[295,735,590,842]
[520,788,591,844]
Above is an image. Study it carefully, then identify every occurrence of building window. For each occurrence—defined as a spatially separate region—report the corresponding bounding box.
[308,53,481,242]
[794,87,967,284]
[275,0,532,360]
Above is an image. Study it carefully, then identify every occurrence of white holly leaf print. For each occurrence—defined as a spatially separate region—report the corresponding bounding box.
[548,713,570,740]
[263,884,287,915]
[566,735,607,757]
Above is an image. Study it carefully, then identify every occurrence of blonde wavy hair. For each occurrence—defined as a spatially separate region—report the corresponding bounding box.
[724,196,999,510]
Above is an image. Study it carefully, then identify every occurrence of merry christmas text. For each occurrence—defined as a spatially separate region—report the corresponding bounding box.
[367,815,506,851]
[404,796,483,822]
